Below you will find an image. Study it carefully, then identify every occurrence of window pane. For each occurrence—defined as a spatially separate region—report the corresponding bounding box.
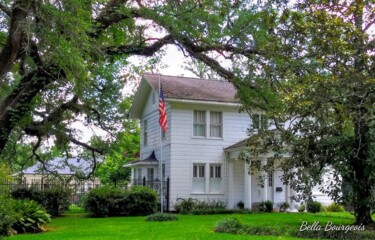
[216,166,221,178]
[210,166,213,178]
[210,112,222,137]
[194,111,206,136]
[192,164,205,193]
[193,165,197,178]
[199,165,205,178]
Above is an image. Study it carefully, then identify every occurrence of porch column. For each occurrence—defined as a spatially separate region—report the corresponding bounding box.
[262,159,268,201]
[287,185,298,212]
[244,162,252,209]
[228,160,235,208]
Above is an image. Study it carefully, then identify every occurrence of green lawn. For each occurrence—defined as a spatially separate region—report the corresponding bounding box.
[5,211,360,240]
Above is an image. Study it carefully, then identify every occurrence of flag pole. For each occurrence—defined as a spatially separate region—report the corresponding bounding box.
[158,74,164,213]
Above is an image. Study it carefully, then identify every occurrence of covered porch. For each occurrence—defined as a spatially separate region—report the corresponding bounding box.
[225,139,297,211]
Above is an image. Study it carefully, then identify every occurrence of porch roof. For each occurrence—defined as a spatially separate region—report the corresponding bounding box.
[224,138,248,152]
[124,151,159,167]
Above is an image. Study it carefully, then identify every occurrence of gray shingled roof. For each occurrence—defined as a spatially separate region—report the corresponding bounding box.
[22,157,98,176]
[143,74,238,103]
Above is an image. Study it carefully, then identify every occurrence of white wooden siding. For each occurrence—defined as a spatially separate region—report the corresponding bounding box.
[169,103,251,205]
[232,160,244,207]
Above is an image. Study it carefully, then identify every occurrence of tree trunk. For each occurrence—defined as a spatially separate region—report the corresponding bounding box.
[351,109,374,226]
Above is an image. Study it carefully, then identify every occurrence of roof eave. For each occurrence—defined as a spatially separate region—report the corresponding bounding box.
[168,98,240,107]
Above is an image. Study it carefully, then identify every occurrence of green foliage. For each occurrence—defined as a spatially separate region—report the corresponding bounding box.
[83,186,124,217]
[235,0,375,225]
[278,202,290,212]
[42,187,72,217]
[96,123,140,185]
[146,213,178,222]
[214,217,244,234]
[259,200,273,213]
[83,186,158,217]
[126,186,158,216]
[173,198,197,214]
[0,196,16,237]
[11,187,43,204]
[174,198,237,215]
[325,202,345,212]
[11,186,71,217]
[307,201,322,213]
[298,204,306,212]
[11,199,50,234]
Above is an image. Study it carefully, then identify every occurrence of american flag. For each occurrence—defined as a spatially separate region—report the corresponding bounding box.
[159,84,167,133]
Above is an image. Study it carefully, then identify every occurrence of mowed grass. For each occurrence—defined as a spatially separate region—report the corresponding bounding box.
[5,211,359,240]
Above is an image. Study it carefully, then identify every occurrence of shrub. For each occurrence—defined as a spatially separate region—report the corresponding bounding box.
[306,200,322,213]
[174,198,197,214]
[84,186,158,217]
[84,186,124,217]
[174,198,229,214]
[146,213,178,222]
[11,199,50,234]
[278,202,290,212]
[214,217,245,234]
[11,187,43,204]
[237,201,245,209]
[298,204,305,212]
[325,202,345,212]
[126,186,158,216]
[42,187,72,216]
[259,200,273,213]
[191,208,252,215]
[11,186,71,217]
[0,196,16,237]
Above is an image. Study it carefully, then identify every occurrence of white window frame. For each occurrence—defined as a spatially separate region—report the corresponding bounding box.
[209,111,223,138]
[209,164,223,193]
[193,110,223,139]
[193,110,206,137]
[192,164,205,193]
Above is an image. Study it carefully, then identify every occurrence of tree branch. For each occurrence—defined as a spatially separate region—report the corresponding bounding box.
[0,0,30,80]
[0,2,10,16]
[104,35,174,56]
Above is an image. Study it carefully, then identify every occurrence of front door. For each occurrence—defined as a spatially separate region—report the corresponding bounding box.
[251,172,263,203]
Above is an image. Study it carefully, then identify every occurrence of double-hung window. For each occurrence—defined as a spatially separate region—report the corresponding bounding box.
[210,111,222,138]
[193,110,206,137]
[194,110,223,138]
[209,165,222,193]
[192,164,205,192]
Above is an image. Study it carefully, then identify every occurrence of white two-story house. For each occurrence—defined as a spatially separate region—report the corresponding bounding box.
[127,74,332,211]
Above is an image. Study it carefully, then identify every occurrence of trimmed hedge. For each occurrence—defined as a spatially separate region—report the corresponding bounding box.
[84,186,158,217]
